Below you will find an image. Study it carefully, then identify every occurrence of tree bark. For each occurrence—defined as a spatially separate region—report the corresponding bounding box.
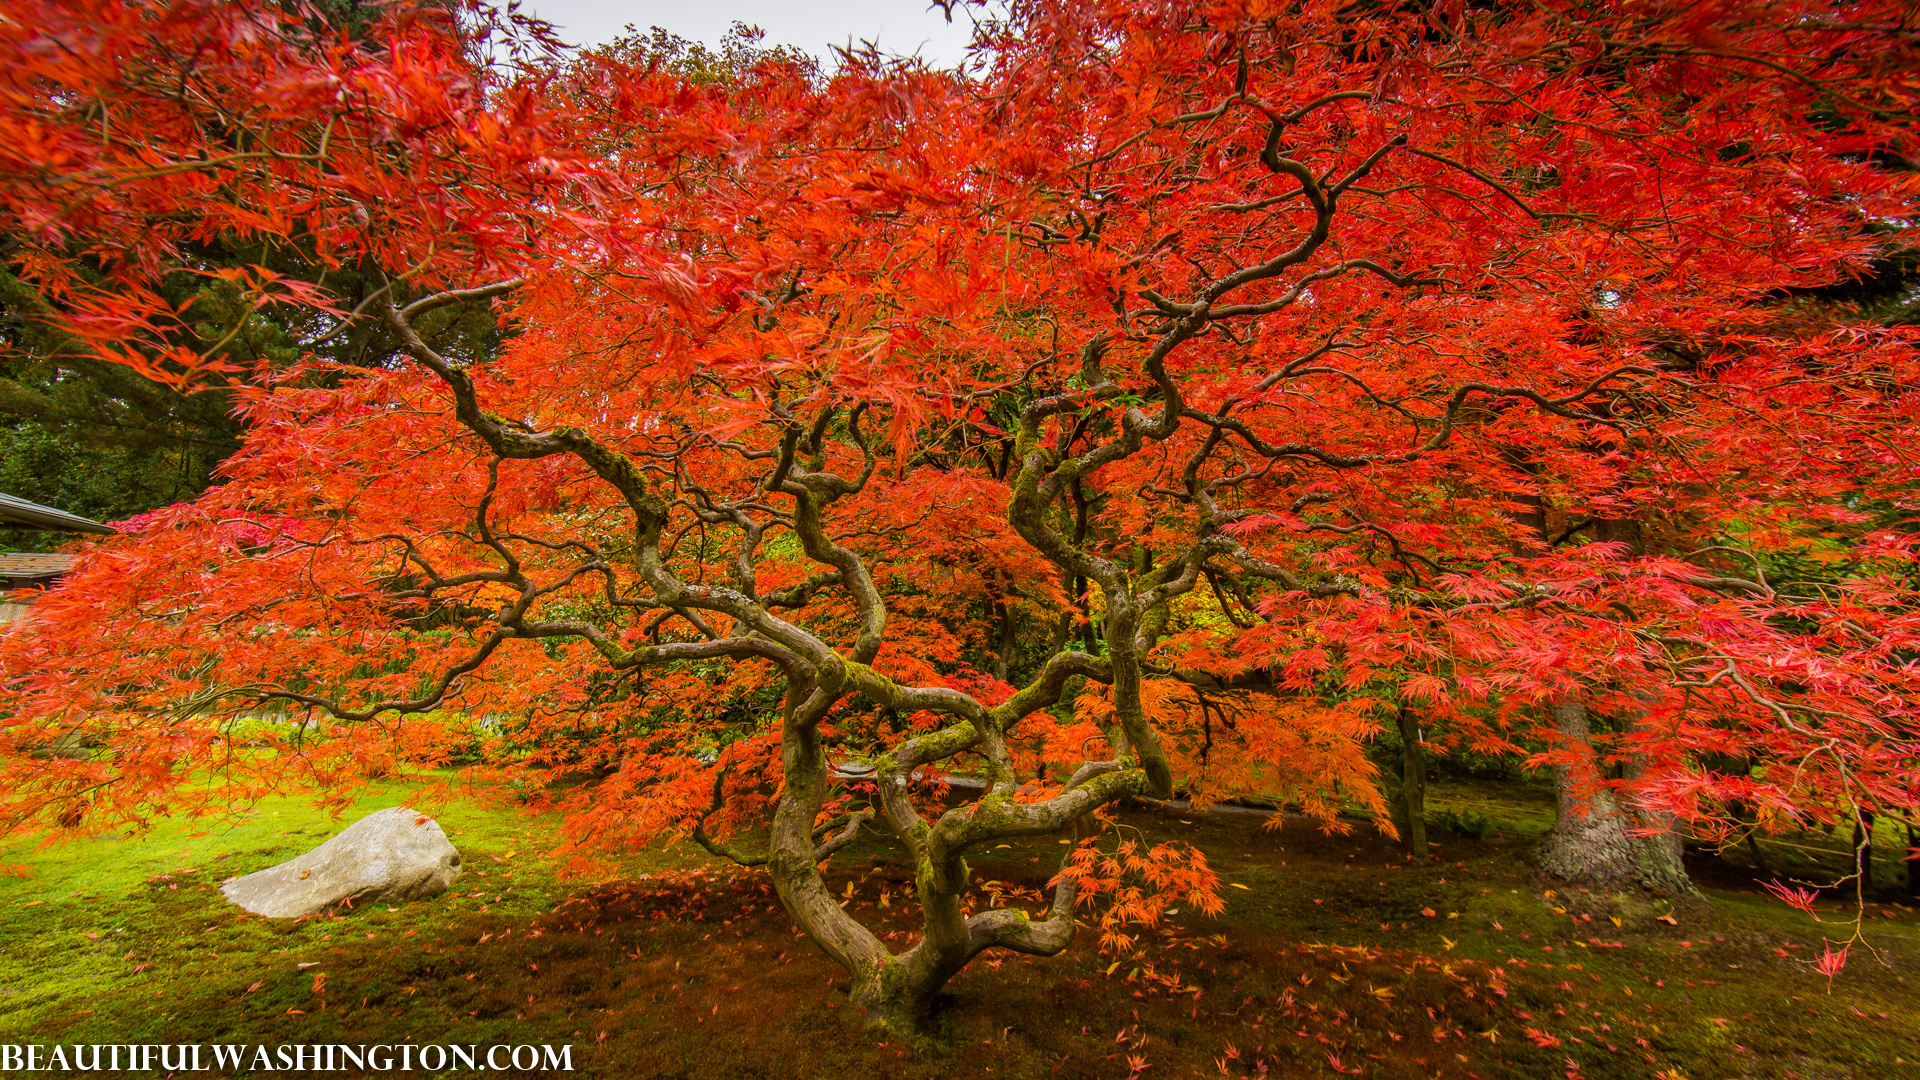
[1394,706,1427,856]
[1621,705,1692,894]
[1537,698,1692,893]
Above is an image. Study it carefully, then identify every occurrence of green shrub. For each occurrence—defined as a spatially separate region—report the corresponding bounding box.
[1430,808,1496,839]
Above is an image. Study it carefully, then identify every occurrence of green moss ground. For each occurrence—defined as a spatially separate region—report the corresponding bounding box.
[1,778,1916,1078]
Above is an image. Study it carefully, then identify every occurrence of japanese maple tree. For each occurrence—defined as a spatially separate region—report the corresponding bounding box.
[3,0,1918,1028]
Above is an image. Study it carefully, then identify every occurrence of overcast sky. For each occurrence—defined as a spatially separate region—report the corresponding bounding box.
[520,0,981,67]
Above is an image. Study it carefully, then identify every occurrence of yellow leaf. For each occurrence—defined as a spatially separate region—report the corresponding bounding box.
[1229,883,1250,890]
[1441,936,1457,951]
[1610,916,1623,927]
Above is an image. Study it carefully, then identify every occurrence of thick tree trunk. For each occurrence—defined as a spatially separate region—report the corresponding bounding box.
[1394,706,1427,856]
[1620,707,1692,894]
[849,968,930,1033]
[1537,699,1692,893]
[764,693,897,1012]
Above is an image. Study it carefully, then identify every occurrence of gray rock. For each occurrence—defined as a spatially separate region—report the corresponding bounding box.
[220,807,464,918]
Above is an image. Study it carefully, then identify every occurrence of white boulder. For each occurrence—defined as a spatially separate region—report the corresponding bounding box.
[220,807,464,918]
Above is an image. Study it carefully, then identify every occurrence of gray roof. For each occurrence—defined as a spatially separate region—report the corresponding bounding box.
[0,492,117,534]
[0,552,74,583]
